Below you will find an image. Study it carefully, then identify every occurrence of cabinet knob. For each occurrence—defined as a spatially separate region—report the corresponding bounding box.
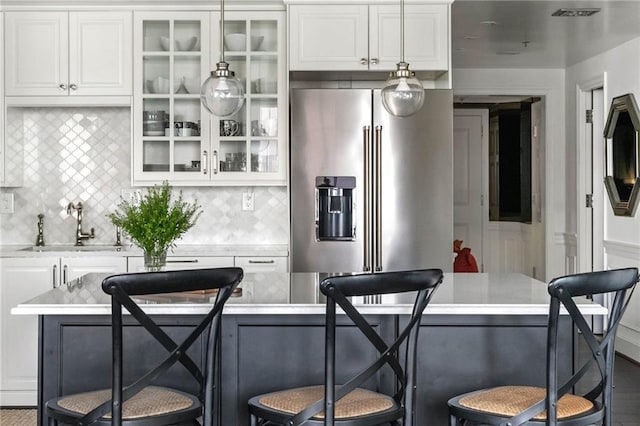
[370,58,379,65]
[58,83,67,91]
[360,57,368,65]
[69,83,78,91]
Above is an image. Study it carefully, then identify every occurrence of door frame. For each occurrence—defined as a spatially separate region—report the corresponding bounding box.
[576,73,607,273]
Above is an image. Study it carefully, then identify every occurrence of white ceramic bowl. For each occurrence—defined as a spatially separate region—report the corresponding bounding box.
[176,36,199,51]
[182,77,201,95]
[250,35,264,51]
[151,76,170,94]
[224,33,246,51]
[159,36,171,51]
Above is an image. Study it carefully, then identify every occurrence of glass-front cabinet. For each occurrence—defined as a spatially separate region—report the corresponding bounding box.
[132,11,286,186]
[211,11,286,185]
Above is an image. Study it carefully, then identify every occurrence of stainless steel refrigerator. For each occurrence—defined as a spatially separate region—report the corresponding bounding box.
[290,88,453,273]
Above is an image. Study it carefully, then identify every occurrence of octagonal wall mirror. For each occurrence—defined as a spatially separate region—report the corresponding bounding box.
[603,93,640,216]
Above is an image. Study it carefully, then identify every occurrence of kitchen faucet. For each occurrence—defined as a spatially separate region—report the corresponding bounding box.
[66,202,95,246]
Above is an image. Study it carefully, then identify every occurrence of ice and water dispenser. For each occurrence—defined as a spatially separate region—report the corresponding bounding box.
[315,176,356,241]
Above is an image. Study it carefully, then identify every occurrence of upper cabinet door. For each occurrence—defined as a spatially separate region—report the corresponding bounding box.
[5,12,69,96]
[4,11,132,96]
[289,5,369,71]
[370,4,449,71]
[69,12,132,96]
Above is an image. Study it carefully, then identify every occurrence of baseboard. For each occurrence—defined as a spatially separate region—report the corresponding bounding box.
[0,390,37,407]
[616,333,640,364]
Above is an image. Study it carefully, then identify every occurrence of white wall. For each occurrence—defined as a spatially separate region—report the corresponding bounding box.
[565,37,640,361]
[452,68,566,281]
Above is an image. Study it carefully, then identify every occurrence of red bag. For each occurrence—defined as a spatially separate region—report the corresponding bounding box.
[453,240,479,272]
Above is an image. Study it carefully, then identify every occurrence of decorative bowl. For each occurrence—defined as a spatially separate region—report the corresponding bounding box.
[151,76,170,94]
[250,35,265,51]
[159,36,171,51]
[224,33,246,51]
[176,36,199,51]
[182,77,201,95]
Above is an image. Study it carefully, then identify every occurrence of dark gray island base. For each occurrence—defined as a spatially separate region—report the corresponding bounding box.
[16,273,603,425]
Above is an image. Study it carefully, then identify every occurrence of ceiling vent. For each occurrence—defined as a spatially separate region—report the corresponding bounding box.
[552,8,601,17]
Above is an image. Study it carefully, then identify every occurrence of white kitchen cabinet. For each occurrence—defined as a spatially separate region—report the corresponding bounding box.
[289,4,448,72]
[4,11,132,96]
[60,256,128,284]
[0,257,58,406]
[0,255,126,405]
[127,255,234,272]
[235,256,288,272]
[132,11,287,186]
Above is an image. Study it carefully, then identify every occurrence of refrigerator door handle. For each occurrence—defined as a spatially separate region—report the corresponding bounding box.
[374,125,383,272]
[363,125,372,272]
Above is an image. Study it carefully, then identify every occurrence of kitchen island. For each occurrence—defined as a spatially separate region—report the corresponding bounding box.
[13,272,605,425]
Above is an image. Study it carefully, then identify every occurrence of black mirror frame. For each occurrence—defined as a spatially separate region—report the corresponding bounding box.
[603,93,640,217]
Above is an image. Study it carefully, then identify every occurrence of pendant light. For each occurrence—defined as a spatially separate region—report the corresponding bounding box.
[381,0,424,117]
[200,0,245,117]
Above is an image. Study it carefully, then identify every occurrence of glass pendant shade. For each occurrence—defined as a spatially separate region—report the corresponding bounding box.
[381,61,425,117]
[201,61,244,118]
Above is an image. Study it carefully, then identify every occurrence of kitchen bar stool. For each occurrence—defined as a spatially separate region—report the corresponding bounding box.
[248,269,444,426]
[45,267,243,426]
[448,267,639,426]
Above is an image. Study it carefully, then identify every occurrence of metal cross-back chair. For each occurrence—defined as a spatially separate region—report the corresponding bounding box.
[248,268,444,426]
[448,267,639,426]
[45,267,244,426]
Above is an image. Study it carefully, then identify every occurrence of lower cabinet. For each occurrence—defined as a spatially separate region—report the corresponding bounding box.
[0,255,127,406]
[127,256,234,273]
[235,256,288,272]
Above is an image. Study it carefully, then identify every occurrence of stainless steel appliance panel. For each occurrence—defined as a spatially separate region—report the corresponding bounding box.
[373,89,453,271]
[291,89,371,272]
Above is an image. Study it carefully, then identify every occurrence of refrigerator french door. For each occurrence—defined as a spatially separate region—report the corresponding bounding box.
[290,89,453,273]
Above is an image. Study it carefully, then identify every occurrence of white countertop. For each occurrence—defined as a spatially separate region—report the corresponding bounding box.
[11,272,607,316]
[0,244,289,257]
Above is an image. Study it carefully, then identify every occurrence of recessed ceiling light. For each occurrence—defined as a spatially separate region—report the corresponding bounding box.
[552,8,600,17]
[481,20,498,26]
[464,36,480,40]
[496,51,520,55]
[455,47,467,52]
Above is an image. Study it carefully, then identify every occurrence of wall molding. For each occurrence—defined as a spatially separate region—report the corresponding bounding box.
[604,239,640,259]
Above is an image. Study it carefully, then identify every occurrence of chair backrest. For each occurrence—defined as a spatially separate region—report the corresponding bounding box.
[508,267,638,426]
[79,267,243,425]
[287,269,444,425]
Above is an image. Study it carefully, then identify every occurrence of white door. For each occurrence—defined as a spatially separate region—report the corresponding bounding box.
[69,12,132,96]
[453,109,487,270]
[0,257,58,406]
[591,88,605,272]
[288,5,369,71]
[5,12,69,96]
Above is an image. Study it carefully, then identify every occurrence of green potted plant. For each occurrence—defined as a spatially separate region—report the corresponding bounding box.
[108,181,202,271]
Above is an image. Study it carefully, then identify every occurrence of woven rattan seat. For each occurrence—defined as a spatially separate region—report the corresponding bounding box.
[57,386,194,419]
[248,269,444,426]
[448,268,639,426]
[259,386,395,419]
[45,268,243,426]
[458,386,594,420]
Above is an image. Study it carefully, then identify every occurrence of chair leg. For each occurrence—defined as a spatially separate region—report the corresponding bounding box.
[250,413,259,426]
[48,417,56,426]
[449,413,458,426]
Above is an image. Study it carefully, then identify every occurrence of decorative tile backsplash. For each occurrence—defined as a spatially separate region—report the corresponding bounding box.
[0,107,289,247]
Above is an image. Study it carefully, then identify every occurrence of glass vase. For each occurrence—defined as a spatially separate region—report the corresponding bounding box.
[144,249,167,272]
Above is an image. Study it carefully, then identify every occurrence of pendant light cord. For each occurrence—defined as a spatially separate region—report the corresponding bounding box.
[219,0,225,62]
[400,0,405,62]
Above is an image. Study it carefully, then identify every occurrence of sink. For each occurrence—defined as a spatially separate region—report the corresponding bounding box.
[22,245,125,252]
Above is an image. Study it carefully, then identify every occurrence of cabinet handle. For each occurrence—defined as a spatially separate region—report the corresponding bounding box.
[203,150,208,175]
[69,83,77,91]
[63,265,68,285]
[58,83,67,91]
[370,58,379,65]
[166,259,199,264]
[360,57,368,65]
[52,264,58,288]
[212,150,218,175]
[248,259,275,264]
